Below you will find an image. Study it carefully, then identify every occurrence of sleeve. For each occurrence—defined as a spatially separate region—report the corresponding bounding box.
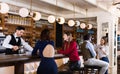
[21,38,33,52]
[2,35,13,49]
[32,41,39,55]
[86,42,96,57]
[58,41,76,55]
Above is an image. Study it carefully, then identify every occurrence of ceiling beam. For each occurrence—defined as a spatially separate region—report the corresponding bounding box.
[85,0,109,12]
[40,0,86,15]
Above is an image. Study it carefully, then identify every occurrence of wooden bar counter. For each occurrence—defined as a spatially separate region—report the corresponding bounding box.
[0,53,65,74]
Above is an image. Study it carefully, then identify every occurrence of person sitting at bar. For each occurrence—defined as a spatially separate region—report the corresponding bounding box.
[81,34,109,74]
[57,32,81,71]
[2,26,33,55]
[96,36,109,74]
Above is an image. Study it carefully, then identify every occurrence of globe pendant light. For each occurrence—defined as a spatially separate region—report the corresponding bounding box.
[19,8,29,17]
[80,23,86,29]
[75,20,80,27]
[57,17,65,24]
[19,0,41,21]
[33,12,41,21]
[48,15,56,23]
[80,9,92,29]
[48,0,65,24]
[68,20,75,27]
[87,24,92,29]
[0,2,9,14]
[68,2,76,27]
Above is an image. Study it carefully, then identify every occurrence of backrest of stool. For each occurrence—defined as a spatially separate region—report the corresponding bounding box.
[84,65,101,74]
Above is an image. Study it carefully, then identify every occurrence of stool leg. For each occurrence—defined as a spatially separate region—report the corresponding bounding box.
[85,68,88,74]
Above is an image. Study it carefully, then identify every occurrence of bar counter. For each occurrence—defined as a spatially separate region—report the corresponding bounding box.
[0,53,65,74]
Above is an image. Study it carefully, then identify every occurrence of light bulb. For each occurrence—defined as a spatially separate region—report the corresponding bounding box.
[48,15,55,23]
[80,23,86,29]
[75,21,80,27]
[68,20,75,27]
[0,3,9,14]
[57,17,65,24]
[19,8,29,17]
[87,24,92,29]
[33,12,41,21]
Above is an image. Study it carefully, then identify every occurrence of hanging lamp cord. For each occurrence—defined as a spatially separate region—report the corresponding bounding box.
[73,2,75,20]
[30,0,32,12]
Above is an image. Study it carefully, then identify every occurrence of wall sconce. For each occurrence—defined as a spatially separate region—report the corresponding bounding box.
[0,2,9,14]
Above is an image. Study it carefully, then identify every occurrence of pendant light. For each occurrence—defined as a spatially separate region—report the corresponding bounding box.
[19,8,29,17]
[48,15,56,23]
[75,20,80,27]
[57,17,65,24]
[87,23,92,29]
[68,20,75,27]
[18,0,29,17]
[48,0,65,24]
[68,2,75,27]
[80,23,86,29]
[80,9,92,29]
[0,2,9,14]
[19,0,41,21]
[32,12,41,21]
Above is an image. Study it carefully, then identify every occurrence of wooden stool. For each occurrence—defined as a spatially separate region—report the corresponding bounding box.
[72,67,84,74]
[84,65,101,74]
[58,64,84,74]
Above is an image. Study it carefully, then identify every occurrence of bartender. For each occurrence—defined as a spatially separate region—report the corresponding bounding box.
[2,26,33,55]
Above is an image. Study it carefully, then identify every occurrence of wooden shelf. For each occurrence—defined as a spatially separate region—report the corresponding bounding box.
[5,22,32,27]
[0,13,56,47]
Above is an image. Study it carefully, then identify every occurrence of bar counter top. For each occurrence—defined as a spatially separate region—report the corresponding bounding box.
[0,53,65,64]
[0,53,65,74]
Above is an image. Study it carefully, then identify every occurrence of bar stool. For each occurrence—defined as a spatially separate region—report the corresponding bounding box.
[72,67,84,74]
[58,64,84,74]
[84,65,101,74]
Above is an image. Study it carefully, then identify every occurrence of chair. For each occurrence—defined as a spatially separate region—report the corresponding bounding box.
[84,65,101,74]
